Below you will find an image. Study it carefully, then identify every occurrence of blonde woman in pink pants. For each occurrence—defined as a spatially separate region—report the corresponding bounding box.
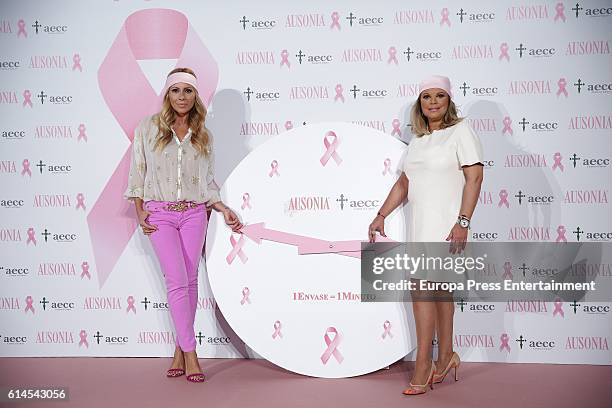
[125,68,242,383]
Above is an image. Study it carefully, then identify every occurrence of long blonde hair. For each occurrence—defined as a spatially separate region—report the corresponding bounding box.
[410,93,463,137]
[153,68,211,155]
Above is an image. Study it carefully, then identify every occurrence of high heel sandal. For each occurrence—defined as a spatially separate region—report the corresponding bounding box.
[433,351,460,384]
[186,372,206,383]
[166,368,185,378]
[403,361,436,395]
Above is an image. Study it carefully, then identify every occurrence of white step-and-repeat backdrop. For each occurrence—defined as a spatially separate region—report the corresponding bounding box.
[1,0,611,366]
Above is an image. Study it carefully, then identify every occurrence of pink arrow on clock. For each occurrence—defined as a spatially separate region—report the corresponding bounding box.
[240,223,397,259]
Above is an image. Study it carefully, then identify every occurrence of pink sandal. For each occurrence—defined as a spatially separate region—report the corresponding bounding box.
[186,373,206,383]
[166,368,185,378]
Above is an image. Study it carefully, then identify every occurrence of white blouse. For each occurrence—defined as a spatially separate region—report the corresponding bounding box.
[124,116,221,205]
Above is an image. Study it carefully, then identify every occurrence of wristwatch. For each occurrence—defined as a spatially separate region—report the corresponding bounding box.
[457,215,470,229]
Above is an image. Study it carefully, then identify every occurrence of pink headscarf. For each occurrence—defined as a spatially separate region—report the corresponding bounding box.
[418,75,452,98]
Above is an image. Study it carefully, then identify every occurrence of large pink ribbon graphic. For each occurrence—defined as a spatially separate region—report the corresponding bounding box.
[320,131,342,166]
[499,43,510,61]
[79,330,89,347]
[552,152,564,172]
[330,12,341,30]
[21,159,32,177]
[91,9,218,288]
[381,320,393,339]
[440,8,451,26]
[499,333,511,352]
[17,19,27,38]
[556,225,567,243]
[321,327,344,364]
[227,234,248,264]
[272,320,283,339]
[498,189,510,208]
[24,296,35,313]
[26,227,36,245]
[553,298,564,317]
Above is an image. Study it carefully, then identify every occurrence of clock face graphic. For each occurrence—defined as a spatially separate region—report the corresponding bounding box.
[206,122,412,378]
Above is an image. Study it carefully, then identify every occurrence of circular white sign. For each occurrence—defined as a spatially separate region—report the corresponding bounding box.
[206,122,412,378]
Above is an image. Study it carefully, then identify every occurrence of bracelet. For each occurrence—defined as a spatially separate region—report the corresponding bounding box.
[377,211,386,219]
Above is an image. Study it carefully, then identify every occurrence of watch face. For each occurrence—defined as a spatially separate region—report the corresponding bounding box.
[205,122,414,378]
[460,219,469,228]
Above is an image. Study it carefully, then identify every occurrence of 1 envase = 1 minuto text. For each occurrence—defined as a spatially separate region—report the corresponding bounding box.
[371,254,487,275]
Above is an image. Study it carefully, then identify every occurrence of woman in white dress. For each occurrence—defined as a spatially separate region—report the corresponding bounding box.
[368,75,483,395]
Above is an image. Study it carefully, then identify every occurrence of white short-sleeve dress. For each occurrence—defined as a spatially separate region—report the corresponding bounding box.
[402,120,483,281]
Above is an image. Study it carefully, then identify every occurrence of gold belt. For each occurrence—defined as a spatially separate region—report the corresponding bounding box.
[163,201,199,212]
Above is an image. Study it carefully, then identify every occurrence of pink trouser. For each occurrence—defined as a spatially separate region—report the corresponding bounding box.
[145,201,207,352]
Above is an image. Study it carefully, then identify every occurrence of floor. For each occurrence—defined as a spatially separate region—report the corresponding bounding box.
[0,358,611,408]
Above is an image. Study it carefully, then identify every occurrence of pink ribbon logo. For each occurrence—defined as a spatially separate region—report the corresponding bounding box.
[382,159,391,176]
[554,2,566,22]
[502,261,513,280]
[285,120,293,131]
[552,152,564,172]
[77,123,87,142]
[76,193,86,211]
[553,298,564,317]
[381,320,393,339]
[269,160,280,177]
[227,234,248,264]
[498,189,510,208]
[91,9,218,288]
[556,225,567,243]
[387,46,398,65]
[440,8,451,26]
[79,330,89,347]
[557,78,568,97]
[272,321,283,339]
[72,53,82,72]
[280,49,290,68]
[241,193,252,209]
[24,296,35,314]
[240,287,251,305]
[321,327,344,364]
[391,119,401,137]
[499,43,510,61]
[330,12,341,30]
[81,261,91,279]
[22,90,33,107]
[334,84,344,103]
[17,19,27,37]
[502,116,513,135]
[21,159,32,177]
[126,295,136,314]
[499,333,511,352]
[26,227,36,246]
[320,131,342,166]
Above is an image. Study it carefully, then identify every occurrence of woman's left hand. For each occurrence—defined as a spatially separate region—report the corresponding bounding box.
[223,208,243,232]
[445,224,468,254]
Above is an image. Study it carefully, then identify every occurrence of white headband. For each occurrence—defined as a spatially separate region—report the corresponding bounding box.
[163,72,198,95]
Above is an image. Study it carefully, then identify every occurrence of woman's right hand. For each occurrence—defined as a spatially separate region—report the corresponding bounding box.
[368,215,386,243]
[137,209,157,235]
